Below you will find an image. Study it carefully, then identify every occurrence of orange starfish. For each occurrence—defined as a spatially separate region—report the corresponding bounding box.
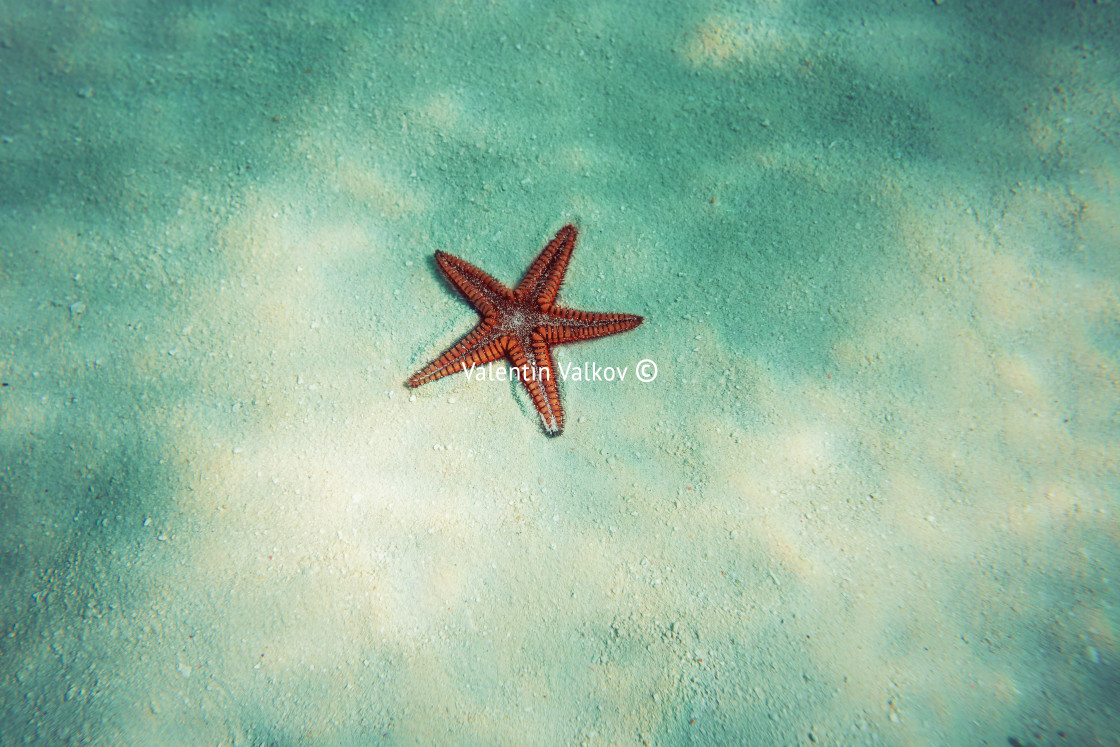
[408,224,643,436]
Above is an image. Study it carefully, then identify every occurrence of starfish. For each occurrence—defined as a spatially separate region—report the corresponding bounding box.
[408,224,643,436]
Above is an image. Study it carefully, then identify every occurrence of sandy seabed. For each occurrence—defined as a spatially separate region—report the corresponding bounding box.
[1,1,1117,745]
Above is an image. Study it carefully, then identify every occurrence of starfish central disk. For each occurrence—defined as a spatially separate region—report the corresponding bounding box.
[407,224,643,436]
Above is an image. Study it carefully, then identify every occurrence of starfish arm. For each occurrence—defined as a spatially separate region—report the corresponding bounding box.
[508,336,564,436]
[513,224,577,311]
[408,324,507,387]
[435,251,514,320]
[539,308,643,344]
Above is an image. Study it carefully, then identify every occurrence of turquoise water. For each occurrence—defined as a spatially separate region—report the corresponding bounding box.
[2,1,1117,744]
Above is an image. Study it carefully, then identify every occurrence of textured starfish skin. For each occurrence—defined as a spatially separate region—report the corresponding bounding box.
[408,224,643,436]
